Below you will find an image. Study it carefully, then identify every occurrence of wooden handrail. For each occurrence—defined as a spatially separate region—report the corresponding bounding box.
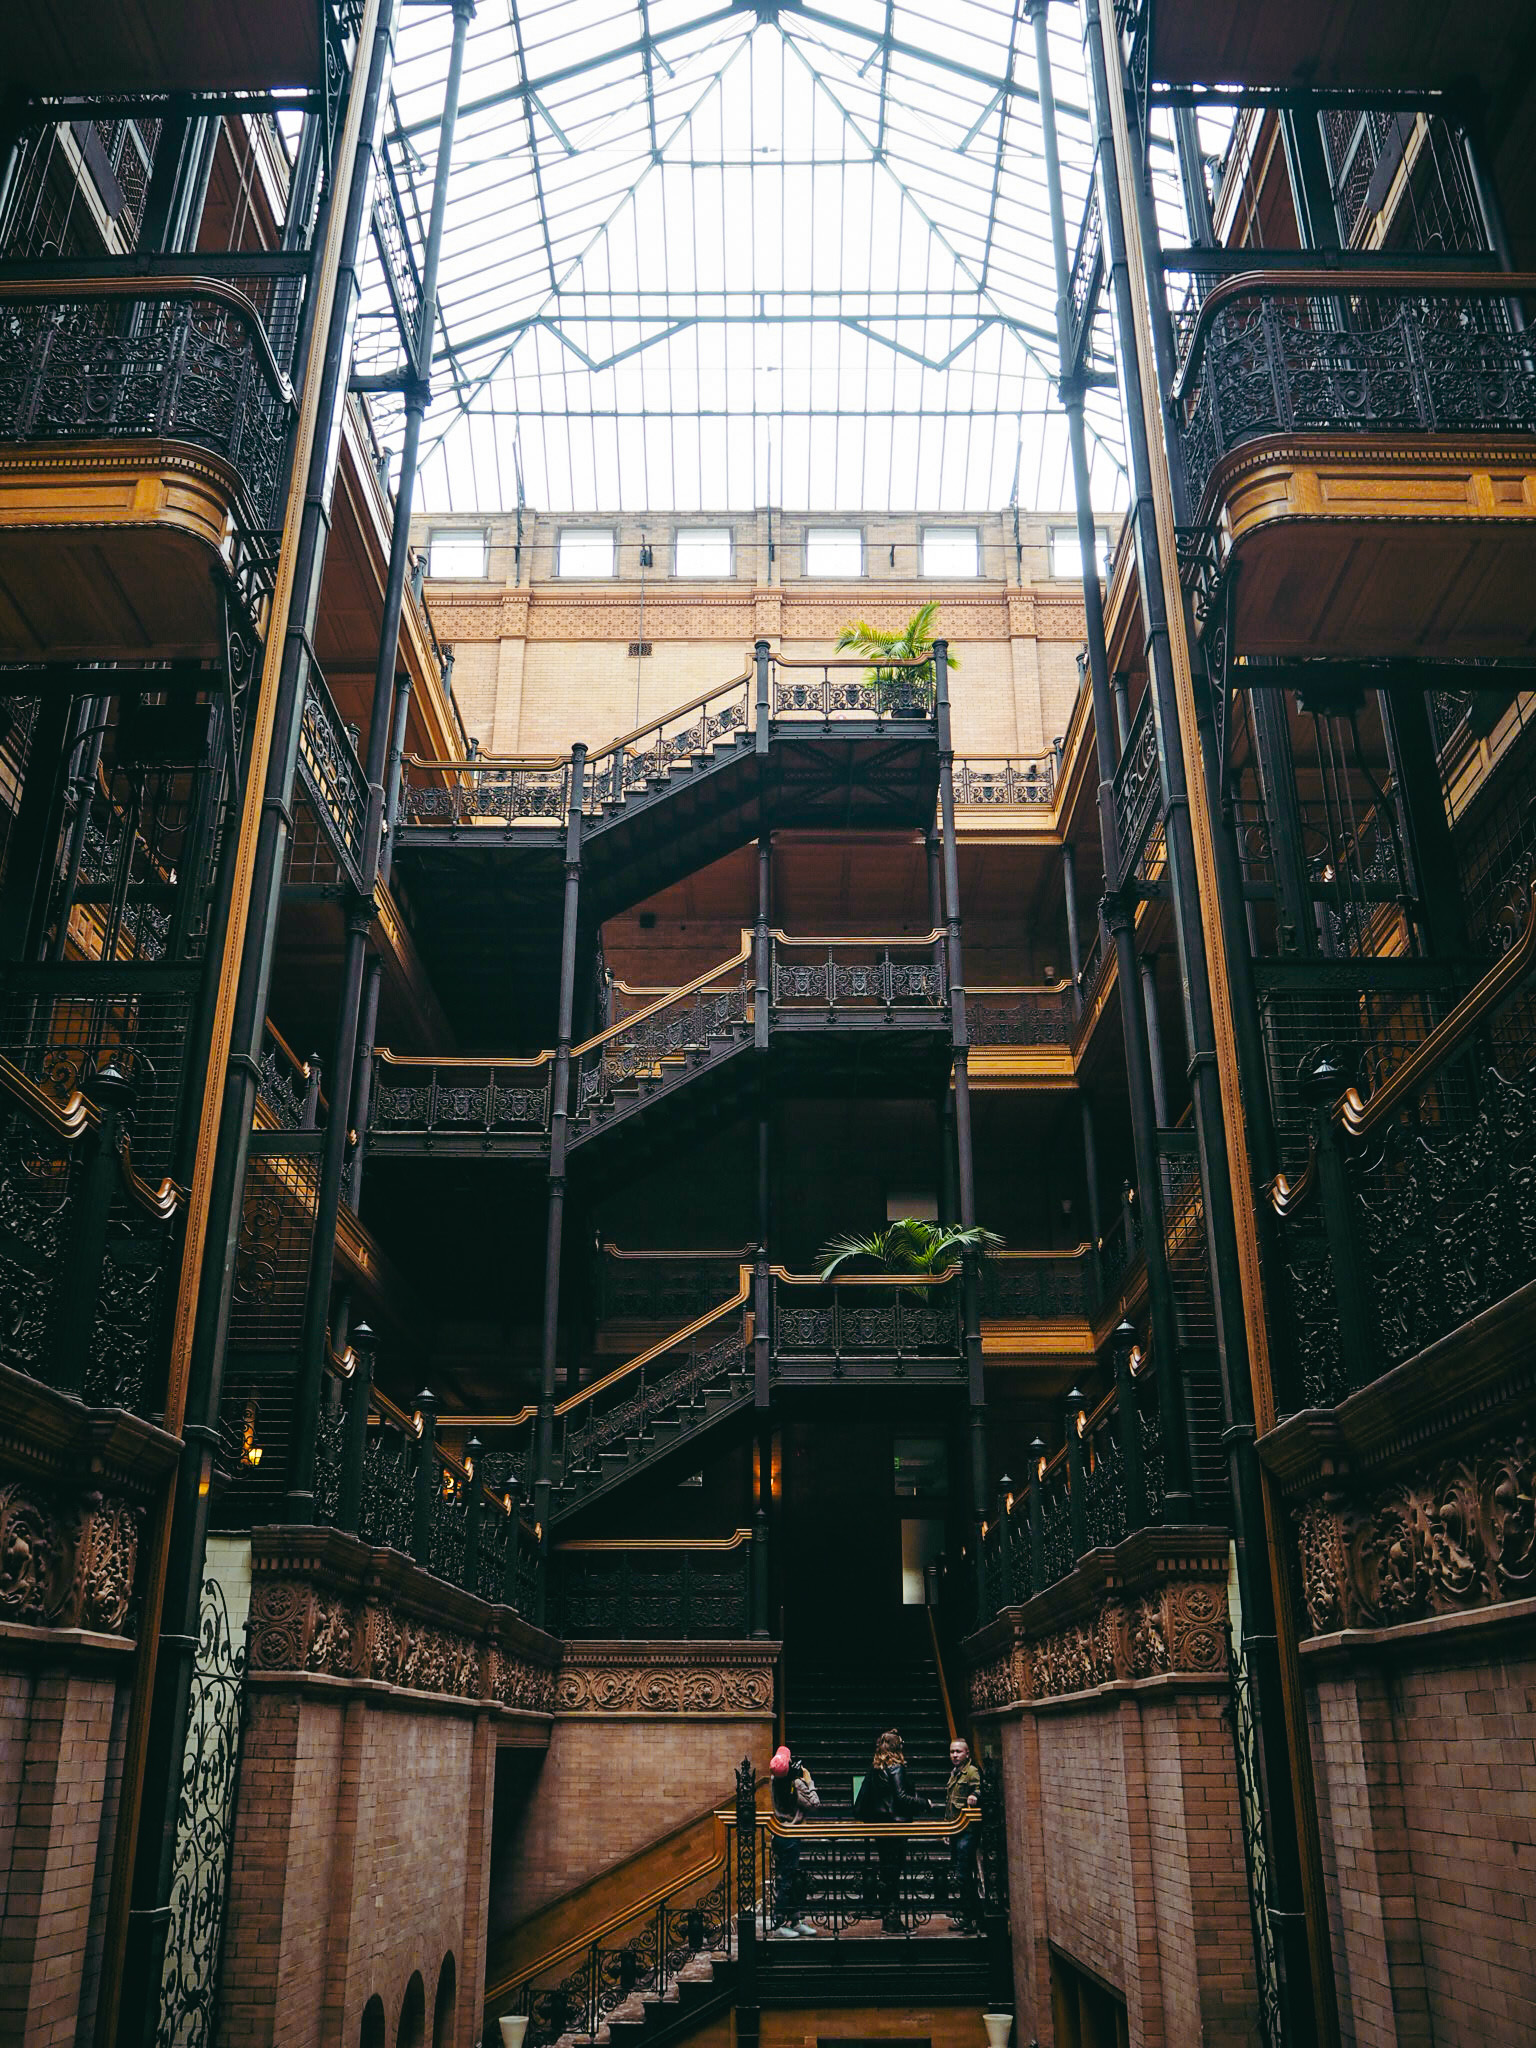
[373,1045,552,1071]
[403,752,566,772]
[1171,266,1536,401]
[555,1527,752,1553]
[570,938,753,1058]
[770,1263,959,1288]
[370,1385,424,1438]
[969,980,1074,997]
[991,1243,1093,1262]
[1337,878,1536,1139]
[600,1241,755,1262]
[725,1811,978,1838]
[584,666,755,766]
[769,926,944,948]
[0,1052,97,1141]
[771,652,933,670]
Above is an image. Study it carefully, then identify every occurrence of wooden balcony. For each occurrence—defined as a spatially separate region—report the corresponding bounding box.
[1173,272,1536,659]
[13,0,326,93]
[0,280,293,659]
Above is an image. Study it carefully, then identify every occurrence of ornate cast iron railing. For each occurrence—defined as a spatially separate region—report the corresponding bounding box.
[549,1530,753,1640]
[573,945,754,1128]
[952,756,1056,808]
[585,667,754,809]
[0,278,294,528]
[967,984,1074,1047]
[726,1805,982,1941]
[0,1022,185,1417]
[487,1815,736,2048]
[398,752,569,828]
[1268,876,1536,1407]
[254,1020,321,1133]
[768,650,934,720]
[596,1243,756,1323]
[1171,271,1536,515]
[979,1247,1095,1320]
[296,663,371,894]
[769,933,945,1013]
[980,1342,1166,1618]
[1076,917,1112,1013]
[771,1268,964,1369]
[370,1048,552,1141]
[1111,689,1162,887]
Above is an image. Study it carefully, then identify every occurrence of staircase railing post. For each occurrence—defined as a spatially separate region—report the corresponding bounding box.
[411,1388,438,1564]
[1028,1440,1047,1596]
[1113,1319,1150,1532]
[501,1476,524,1608]
[754,639,770,758]
[336,1321,375,1534]
[735,1756,759,2048]
[463,1436,484,1594]
[1065,1388,1089,1562]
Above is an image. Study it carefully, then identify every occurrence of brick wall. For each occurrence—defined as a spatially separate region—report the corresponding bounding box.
[495,1716,769,1927]
[1306,1636,1536,2046]
[997,1680,1256,2048]
[0,1647,134,2048]
[221,1686,496,2048]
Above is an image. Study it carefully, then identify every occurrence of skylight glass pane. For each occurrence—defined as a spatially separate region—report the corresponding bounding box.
[558,528,616,579]
[922,528,980,578]
[1049,526,1111,582]
[806,528,863,577]
[675,528,732,577]
[427,527,488,579]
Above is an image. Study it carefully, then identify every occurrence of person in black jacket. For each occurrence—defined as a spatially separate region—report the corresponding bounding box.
[854,1728,933,1932]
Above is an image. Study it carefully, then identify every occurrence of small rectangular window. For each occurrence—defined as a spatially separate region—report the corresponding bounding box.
[1049,524,1111,582]
[427,527,488,579]
[674,527,733,577]
[921,527,980,578]
[805,527,863,578]
[558,527,616,578]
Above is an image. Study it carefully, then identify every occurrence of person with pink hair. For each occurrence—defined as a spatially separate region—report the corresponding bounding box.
[768,1745,820,1937]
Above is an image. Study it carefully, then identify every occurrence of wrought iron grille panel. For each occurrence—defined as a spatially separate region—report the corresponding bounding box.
[1080,1411,1128,1555]
[229,1138,319,1348]
[359,1414,417,1554]
[551,1542,752,1639]
[401,757,570,827]
[952,756,1056,807]
[0,965,198,1179]
[1040,1465,1073,1587]
[771,1275,963,1366]
[770,665,931,719]
[967,987,1073,1046]
[0,289,293,525]
[979,1251,1094,1318]
[559,1331,750,1477]
[1226,1634,1285,2048]
[1111,692,1162,887]
[296,666,369,892]
[1157,1132,1216,1348]
[155,1574,247,2048]
[370,1057,551,1139]
[1176,284,1536,515]
[597,1248,750,1324]
[770,942,944,1011]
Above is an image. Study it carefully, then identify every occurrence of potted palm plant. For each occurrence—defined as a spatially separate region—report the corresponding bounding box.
[816,1217,1003,1287]
[834,599,957,718]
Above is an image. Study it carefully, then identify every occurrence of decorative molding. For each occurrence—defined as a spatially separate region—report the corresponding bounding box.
[1294,1430,1535,1638]
[555,1639,777,1716]
[526,594,755,643]
[965,1523,1230,1711]
[0,1480,140,1635]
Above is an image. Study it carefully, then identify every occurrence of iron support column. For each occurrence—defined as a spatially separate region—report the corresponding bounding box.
[1079,1087,1104,1258]
[1140,954,1169,1128]
[380,671,413,885]
[536,743,586,1526]
[935,641,987,1616]
[755,835,771,1053]
[1029,0,1188,1510]
[115,5,399,2038]
[1061,839,1084,1015]
[1081,0,1333,2029]
[1112,673,1131,753]
[929,829,958,1222]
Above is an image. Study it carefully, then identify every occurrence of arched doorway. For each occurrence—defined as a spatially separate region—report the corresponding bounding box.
[398,1971,426,2048]
[433,1953,457,2046]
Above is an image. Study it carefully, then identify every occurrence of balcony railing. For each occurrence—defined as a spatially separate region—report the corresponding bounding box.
[967,983,1073,1047]
[1172,272,1536,515]
[952,755,1056,807]
[771,1268,964,1370]
[979,1246,1095,1320]
[0,278,294,528]
[595,1242,756,1323]
[980,1337,1166,1618]
[297,663,371,893]
[548,1529,753,1640]
[1269,875,1536,1407]
[769,933,945,1012]
[1111,691,1161,887]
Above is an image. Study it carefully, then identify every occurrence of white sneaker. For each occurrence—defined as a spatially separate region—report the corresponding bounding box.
[793,1921,819,1937]
[773,1923,802,1939]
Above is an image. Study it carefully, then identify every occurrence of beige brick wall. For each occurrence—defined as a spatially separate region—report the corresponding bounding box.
[1307,1644,1536,2046]
[498,1716,769,1926]
[997,1681,1256,2047]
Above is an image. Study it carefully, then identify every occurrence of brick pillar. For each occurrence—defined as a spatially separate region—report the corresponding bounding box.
[458,1710,498,2048]
[1312,1671,1432,2048]
[1000,1711,1051,2043]
[1115,1697,1168,2047]
[0,1667,122,2046]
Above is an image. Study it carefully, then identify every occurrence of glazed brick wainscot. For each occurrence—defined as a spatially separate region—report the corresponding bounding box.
[0,1361,179,2048]
[1259,1279,1536,2048]
[965,1524,1257,2048]
[219,1525,560,2048]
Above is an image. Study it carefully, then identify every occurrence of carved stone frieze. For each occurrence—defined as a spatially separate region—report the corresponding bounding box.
[967,1571,1228,1712]
[491,1648,559,1715]
[555,1641,777,1716]
[1294,1431,1535,1637]
[0,1480,140,1635]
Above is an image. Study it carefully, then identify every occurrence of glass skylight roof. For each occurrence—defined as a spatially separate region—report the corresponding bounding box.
[356,0,1202,516]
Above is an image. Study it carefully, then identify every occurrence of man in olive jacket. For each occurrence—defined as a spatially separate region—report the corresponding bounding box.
[944,1738,982,1930]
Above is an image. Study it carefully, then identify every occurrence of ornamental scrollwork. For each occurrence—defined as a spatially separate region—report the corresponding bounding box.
[968,1575,1229,1709]
[0,1481,140,1633]
[555,1653,775,1715]
[1293,1431,1536,1637]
